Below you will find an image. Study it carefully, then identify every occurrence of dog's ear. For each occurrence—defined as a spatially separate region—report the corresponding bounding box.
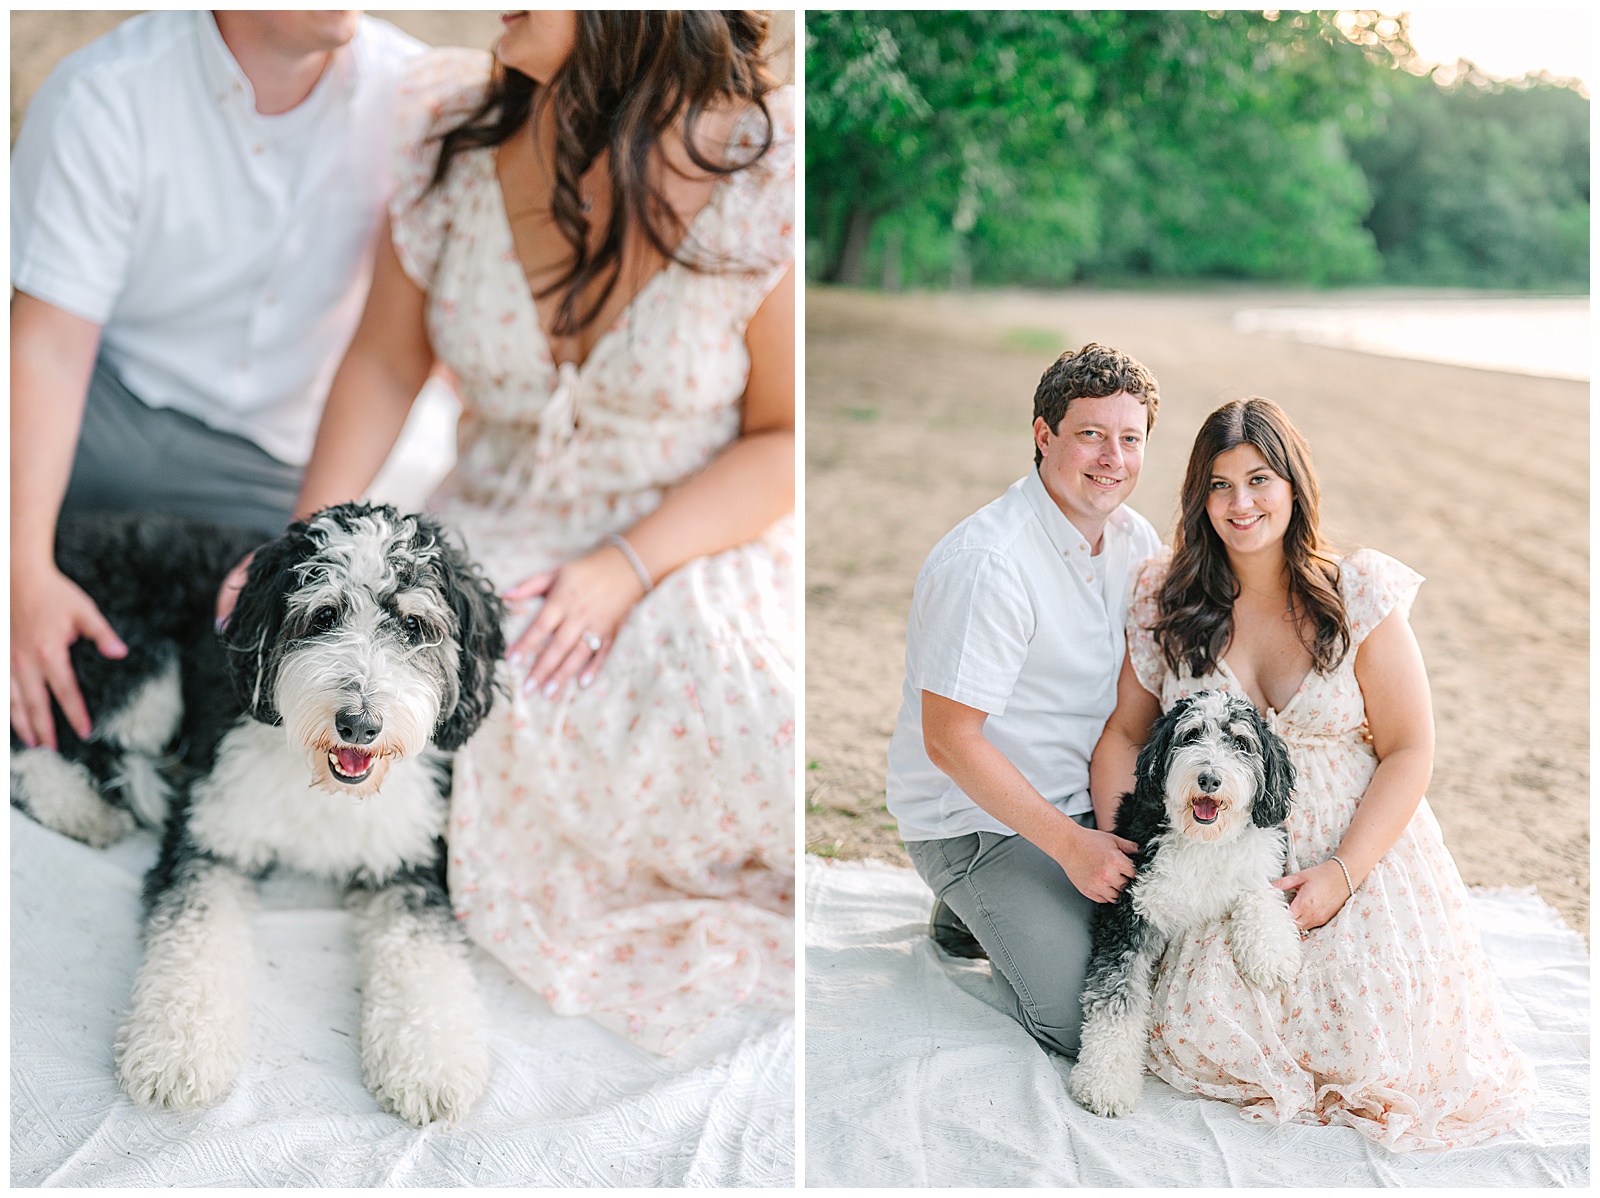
[221,521,315,724]
[1133,695,1188,794]
[1250,707,1296,828]
[430,527,507,751]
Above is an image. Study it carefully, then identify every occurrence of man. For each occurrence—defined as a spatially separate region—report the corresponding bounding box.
[884,343,1163,1057]
[10,11,423,750]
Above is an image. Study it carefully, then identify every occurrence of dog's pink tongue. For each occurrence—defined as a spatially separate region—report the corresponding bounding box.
[1194,797,1219,822]
[335,747,373,777]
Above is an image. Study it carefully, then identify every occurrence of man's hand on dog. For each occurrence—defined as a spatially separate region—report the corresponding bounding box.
[1054,825,1141,904]
[10,563,126,749]
[214,550,257,631]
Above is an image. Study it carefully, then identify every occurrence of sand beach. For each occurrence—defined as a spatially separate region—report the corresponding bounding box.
[804,284,1589,936]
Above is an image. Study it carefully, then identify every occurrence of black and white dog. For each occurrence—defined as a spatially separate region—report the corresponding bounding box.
[1069,690,1300,1118]
[11,503,504,1125]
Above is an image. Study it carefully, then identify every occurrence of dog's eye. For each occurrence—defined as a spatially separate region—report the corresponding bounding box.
[310,606,338,632]
[402,614,424,640]
[1233,733,1253,751]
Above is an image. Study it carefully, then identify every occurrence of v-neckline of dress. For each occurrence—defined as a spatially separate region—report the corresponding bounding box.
[1215,656,1313,721]
[489,122,749,379]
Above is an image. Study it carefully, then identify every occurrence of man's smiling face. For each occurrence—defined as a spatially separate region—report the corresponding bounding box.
[1033,389,1149,544]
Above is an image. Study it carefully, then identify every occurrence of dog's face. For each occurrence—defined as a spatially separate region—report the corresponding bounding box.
[1136,691,1294,844]
[222,504,505,796]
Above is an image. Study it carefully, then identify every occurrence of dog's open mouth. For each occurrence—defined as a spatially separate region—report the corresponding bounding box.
[328,746,376,785]
[1191,796,1220,824]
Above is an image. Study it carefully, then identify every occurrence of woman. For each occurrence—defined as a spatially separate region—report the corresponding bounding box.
[1091,398,1534,1150]
[287,11,794,1053]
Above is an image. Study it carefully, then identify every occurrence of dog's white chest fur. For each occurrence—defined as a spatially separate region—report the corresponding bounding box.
[188,719,446,880]
[1132,825,1288,938]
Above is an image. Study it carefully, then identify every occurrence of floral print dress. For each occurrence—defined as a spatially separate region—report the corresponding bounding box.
[1125,547,1536,1150]
[389,51,794,1054]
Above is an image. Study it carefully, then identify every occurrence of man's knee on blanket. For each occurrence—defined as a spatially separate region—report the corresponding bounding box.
[989,966,1085,1058]
[1018,998,1084,1058]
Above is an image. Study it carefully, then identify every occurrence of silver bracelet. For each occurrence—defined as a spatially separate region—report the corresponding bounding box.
[603,532,653,594]
[1328,854,1356,899]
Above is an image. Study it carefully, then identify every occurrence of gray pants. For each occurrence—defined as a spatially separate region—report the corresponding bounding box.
[61,356,302,537]
[906,814,1098,1058]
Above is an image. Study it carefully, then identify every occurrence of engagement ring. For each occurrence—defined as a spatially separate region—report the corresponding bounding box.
[582,631,603,652]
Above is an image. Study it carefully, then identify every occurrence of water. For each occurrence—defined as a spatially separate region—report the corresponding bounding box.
[1232,297,1589,381]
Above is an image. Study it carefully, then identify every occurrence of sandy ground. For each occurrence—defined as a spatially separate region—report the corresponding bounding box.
[805,284,1589,937]
[10,11,794,144]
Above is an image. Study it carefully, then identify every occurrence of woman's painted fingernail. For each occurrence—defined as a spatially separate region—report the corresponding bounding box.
[579,672,594,689]
[508,651,523,667]
[542,679,559,699]
[522,675,537,695]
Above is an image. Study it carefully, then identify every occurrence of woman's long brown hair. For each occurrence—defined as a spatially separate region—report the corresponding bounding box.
[429,11,775,336]
[1151,398,1350,679]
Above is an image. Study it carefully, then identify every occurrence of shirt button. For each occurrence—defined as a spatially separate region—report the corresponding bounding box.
[253,144,264,155]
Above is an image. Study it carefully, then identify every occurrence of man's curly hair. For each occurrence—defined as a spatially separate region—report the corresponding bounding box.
[1032,344,1160,465]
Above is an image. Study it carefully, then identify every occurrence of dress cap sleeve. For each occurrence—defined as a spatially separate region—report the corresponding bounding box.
[1126,548,1172,697]
[389,48,493,290]
[694,84,795,324]
[1340,548,1425,647]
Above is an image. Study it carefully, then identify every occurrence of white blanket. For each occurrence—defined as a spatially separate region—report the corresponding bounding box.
[804,857,1589,1187]
[10,810,794,1187]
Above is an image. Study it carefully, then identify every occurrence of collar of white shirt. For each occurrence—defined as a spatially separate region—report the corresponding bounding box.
[1020,465,1115,567]
[195,10,359,117]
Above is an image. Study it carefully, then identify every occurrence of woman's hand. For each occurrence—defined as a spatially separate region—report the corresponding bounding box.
[504,543,646,699]
[1273,860,1354,933]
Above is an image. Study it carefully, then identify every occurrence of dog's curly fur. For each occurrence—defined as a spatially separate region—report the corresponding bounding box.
[1069,690,1300,1118]
[11,503,506,1126]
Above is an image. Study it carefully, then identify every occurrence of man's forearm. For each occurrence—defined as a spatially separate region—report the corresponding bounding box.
[10,294,103,566]
[925,715,1084,858]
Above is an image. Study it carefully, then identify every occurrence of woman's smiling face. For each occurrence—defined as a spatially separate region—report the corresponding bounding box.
[1205,443,1294,558]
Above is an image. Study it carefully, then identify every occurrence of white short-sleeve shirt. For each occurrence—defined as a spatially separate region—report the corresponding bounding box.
[886,469,1162,842]
[10,12,423,465]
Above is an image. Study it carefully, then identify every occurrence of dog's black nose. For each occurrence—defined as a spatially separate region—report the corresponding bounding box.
[1197,771,1220,794]
[336,708,382,745]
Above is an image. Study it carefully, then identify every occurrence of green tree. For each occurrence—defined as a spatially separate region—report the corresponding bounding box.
[806,10,1588,291]
[1351,69,1589,288]
[807,11,1399,289]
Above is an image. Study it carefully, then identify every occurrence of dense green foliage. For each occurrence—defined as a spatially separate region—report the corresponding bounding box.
[806,11,1590,291]
[1350,70,1590,287]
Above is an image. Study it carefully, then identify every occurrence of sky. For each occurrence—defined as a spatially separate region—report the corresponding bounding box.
[1402,9,1592,89]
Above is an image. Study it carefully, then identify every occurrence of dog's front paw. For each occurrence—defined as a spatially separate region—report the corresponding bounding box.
[364,1036,489,1127]
[1069,1053,1144,1118]
[12,752,137,848]
[114,1007,246,1110]
[1231,910,1303,991]
[56,799,136,849]
[1069,1005,1150,1118]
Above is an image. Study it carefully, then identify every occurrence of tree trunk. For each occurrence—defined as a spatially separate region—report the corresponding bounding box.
[881,226,904,291]
[829,206,877,286]
[951,237,971,291]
